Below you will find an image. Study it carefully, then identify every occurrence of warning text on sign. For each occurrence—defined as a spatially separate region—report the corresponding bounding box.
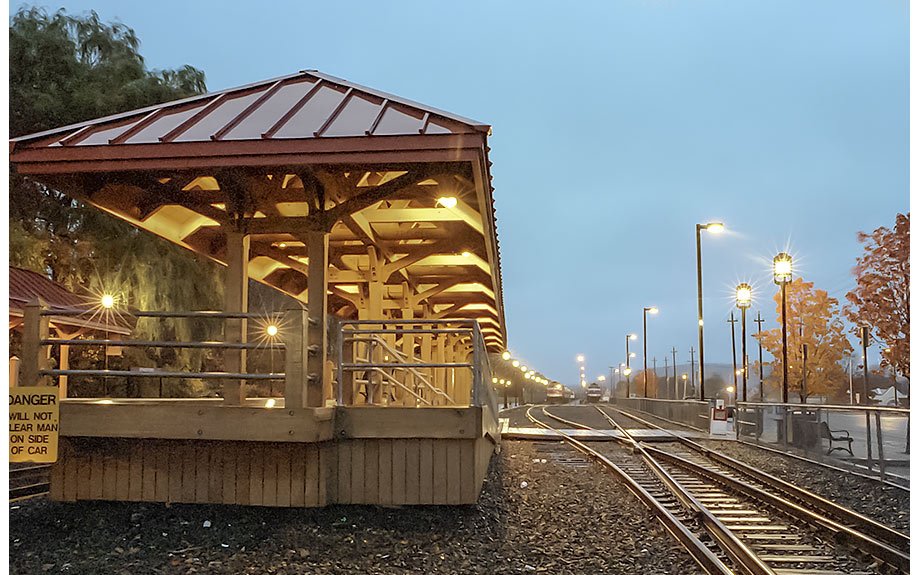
[10,386,59,463]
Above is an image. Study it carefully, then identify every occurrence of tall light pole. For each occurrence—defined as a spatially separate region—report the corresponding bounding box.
[754,312,765,400]
[728,311,738,389]
[736,283,751,402]
[576,354,585,389]
[626,334,637,397]
[695,222,724,400]
[773,253,793,403]
[642,307,658,397]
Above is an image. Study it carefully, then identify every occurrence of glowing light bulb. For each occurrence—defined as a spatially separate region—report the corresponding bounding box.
[267,325,279,337]
[437,197,458,208]
[101,294,115,309]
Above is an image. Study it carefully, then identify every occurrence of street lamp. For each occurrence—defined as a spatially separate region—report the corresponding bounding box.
[773,252,793,403]
[695,222,724,400]
[576,354,585,388]
[643,307,658,397]
[735,283,751,402]
[626,334,637,397]
[681,373,688,399]
[502,351,511,361]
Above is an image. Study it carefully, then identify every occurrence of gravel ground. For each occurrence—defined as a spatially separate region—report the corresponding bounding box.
[700,439,909,534]
[10,440,704,575]
[542,405,614,429]
[501,405,542,428]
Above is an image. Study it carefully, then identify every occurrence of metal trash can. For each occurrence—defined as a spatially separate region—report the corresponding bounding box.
[790,410,819,449]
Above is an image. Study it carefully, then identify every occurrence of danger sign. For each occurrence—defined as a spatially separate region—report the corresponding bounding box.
[9,387,59,463]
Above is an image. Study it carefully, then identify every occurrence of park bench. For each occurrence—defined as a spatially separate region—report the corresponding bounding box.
[819,421,854,456]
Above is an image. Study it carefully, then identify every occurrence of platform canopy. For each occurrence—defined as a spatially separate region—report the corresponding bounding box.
[11,70,506,350]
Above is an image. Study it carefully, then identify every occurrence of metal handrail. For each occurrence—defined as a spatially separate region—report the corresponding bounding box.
[738,401,909,415]
[345,333,457,405]
[40,338,284,350]
[39,308,278,319]
[39,369,283,380]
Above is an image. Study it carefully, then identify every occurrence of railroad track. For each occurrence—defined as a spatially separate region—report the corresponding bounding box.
[526,405,909,575]
[10,464,52,502]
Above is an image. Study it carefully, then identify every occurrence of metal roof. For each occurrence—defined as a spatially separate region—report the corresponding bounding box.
[10,70,505,349]
[11,70,490,148]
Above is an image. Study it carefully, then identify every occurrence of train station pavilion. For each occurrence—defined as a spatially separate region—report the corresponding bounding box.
[10,69,505,506]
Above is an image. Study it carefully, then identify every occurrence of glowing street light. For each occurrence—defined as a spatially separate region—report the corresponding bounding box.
[502,351,512,360]
[773,252,793,403]
[695,221,724,399]
[736,282,751,402]
[512,360,520,368]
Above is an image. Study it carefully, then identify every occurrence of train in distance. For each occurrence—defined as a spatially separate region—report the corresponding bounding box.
[546,383,575,404]
[585,382,603,403]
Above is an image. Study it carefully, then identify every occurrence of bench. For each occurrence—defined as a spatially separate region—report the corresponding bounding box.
[819,421,854,456]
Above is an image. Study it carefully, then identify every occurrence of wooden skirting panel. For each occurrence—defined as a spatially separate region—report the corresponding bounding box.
[50,436,496,506]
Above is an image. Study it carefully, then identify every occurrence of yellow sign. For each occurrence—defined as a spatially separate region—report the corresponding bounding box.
[9,386,59,463]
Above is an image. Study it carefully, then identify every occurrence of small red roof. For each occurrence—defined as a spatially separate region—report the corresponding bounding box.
[9,267,132,335]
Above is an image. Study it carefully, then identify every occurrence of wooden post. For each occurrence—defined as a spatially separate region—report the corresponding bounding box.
[366,246,384,404]
[283,306,309,409]
[59,343,70,398]
[21,299,49,387]
[306,230,328,407]
[223,231,249,405]
[400,282,414,406]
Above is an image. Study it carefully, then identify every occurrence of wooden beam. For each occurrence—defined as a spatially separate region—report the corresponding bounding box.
[223,231,249,405]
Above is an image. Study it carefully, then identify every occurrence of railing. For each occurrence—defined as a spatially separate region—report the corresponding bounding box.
[335,319,494,408]
[736,401,910,484]
[610,396,711,431]
[18,300,318,406]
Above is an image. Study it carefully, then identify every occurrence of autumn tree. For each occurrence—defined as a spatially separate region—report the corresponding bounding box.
[754,278,853,402]
[845,213,909,379]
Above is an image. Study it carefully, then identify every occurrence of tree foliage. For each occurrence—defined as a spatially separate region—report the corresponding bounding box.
[845,213,910,379]
[9,7,221,392]
[754,278,853,402]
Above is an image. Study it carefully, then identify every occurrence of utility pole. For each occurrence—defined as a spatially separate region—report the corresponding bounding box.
[689,347,697,397]
[608,366,615,397]
[652,356,657,397]
[728,312,738,388]
[671,347,678,400]
[663,356,670,399]
[802,343,808,403]
[861,327,873,466]
[754,312,765,401]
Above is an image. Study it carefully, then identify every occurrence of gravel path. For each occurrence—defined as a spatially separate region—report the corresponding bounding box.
[10,440,704,574]
[699,439,909,534]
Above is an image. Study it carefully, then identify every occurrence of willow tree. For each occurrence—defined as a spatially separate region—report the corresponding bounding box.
[10,7,221,392]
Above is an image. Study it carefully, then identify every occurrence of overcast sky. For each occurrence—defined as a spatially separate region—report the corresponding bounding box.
[20,0,908,385]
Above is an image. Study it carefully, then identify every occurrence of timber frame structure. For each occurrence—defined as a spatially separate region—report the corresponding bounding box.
[10,69,505,506]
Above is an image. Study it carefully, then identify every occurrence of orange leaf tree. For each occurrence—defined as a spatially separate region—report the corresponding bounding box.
[754,278,853,402]
[845,213,909,379]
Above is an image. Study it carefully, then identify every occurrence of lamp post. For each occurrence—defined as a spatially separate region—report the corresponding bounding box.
[576,354,585,389]
[626,335,637,397]
[773,253,792,403]
[642,307,658,397]
[754,312,765,400]
[695,222,724,400]
[736,283,751,402]
[681,373,688,399]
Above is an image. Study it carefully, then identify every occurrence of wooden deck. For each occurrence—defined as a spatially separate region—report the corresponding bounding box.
[49,402,498,506]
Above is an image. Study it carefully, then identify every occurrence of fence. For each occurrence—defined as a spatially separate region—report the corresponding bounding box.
[19,300,305,405]
[736,401,910,484]
[609,396,711,431]
[335,319,496,409]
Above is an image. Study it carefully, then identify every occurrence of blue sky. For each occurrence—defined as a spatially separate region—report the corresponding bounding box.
[17,1,908,384]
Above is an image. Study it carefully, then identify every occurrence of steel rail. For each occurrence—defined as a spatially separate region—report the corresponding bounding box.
[645,445,910,573]
[611,403,911,492]
[10,464,52,502]
[575,407,773,575]
[524,407,735,575]
[603,405,911,549]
